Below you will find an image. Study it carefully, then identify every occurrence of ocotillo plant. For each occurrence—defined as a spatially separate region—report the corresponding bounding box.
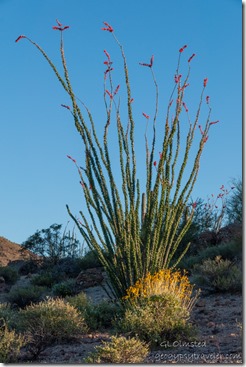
[15,20,219,300]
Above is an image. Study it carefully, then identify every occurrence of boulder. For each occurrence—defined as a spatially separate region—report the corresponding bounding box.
[76,267,104,289]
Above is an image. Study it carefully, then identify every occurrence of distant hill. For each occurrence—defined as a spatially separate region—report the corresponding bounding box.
[0,236,38,267]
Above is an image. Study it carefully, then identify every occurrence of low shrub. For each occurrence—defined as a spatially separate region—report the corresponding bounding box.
[85,300,123,330]
[31,272,57,288]
[79,250,104,270]
[0,303,18,330]
[117,269,199,345]
[18,259,42,275]
[65,292,90,313]
[52,279,77,297]
[84,336,149,363]
[0,320,26,363]
[180,237,242,271]
[7,285,46,308]
[0,266,19,284]
[18,297,88,356]
[51,257,84,278]
[192,255,242,292]
[66,293,123,330]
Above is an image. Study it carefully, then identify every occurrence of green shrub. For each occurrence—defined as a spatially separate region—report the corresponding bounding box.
[31,272,57,288]
[66,293,123,330]
[79,250,103,270]
[7,285,46,308]
[18,297,87,356]
[85,336,149,363]
[18,259,41,275]
[85,300,123,330]
[180,237,242,270]
[118,293,195,345]
[51,257,84,277]
[52,279,77,297]
[0,266,19,284]
[65,292,91,313]
[0,303,19,330]
[0,320,26,363]
[192,255,242,292]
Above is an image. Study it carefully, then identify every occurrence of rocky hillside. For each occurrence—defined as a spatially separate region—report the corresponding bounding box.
[0,236,38,267]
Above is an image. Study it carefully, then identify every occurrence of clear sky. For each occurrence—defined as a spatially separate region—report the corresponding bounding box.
[0,0,242,245]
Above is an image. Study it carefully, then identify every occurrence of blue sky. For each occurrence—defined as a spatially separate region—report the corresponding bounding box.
[0,0,242,244]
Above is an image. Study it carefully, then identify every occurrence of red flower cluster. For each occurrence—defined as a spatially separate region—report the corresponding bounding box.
[61,104,70,110]
[142,112,150,119]
[182,102,188,112]
[103,49,114,79]
[106,85,120,99]
[15,35,26,43]
[67,155,76,163]
[139,55,154,68]
[174,74,182,83]
[203,78,208,87]
[52,19,69,31]
[188,53,196,63]
[179,44,187,53]
[102,21,114,32]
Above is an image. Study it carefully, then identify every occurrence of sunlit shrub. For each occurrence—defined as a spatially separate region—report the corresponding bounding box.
[18,297,87,356]
[85,335,149,363]
[0,320,26,363]
[117,269,199,344]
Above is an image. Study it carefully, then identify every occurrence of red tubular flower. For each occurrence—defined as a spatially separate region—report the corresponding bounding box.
[102,21,114,32]
[56,19,63,26]
[142,112,150,119]
[150,55,154,67]
[198,125,204,135]
[192,202,197,209]
[61,104,70,110]
[139,55,154,68]
[182,102,188,112]
[130,98,134,103]
[188,53,196,62]
[104,67,114,79]
[67,155,76,163]
[52,24,70,31]
[179,44,187,53]
[203,135,209,143]
[203,78,208,87]
[174,74,182,83]
[209,120,219,125]
[104,49,111,60]
[159,152,163,159]
[113,85,120,96]
[106,90,113,99]
[153,161,157,167]
[15,35,26,42]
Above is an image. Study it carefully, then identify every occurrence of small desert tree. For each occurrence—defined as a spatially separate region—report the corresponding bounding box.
[22,223,82,263]
[16,20,220,300]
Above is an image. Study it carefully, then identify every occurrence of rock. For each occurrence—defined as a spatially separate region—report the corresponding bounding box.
[76,268,104,289]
